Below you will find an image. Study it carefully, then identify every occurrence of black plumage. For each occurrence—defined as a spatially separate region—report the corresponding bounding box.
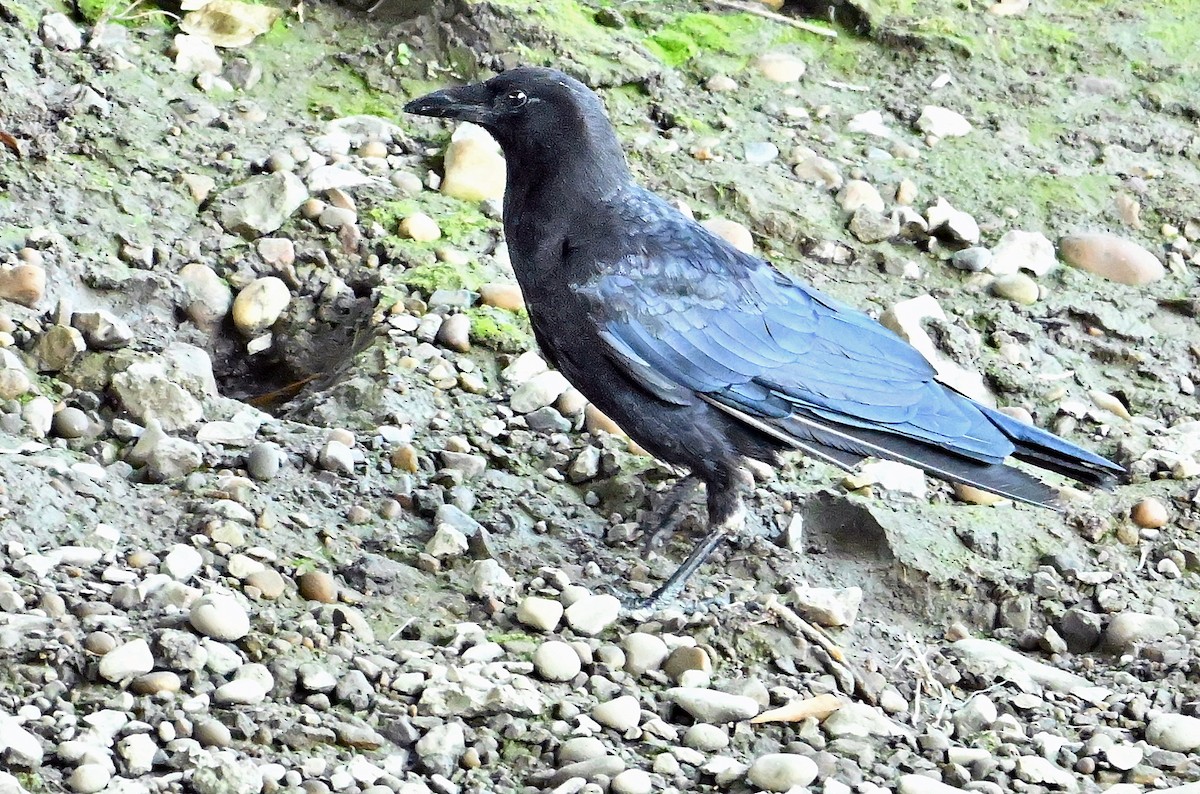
[405,67,1124,604]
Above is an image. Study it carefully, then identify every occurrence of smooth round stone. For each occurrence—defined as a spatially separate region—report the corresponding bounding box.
[683,723,729,751]
[705,74,738,92]
[69,764,112,794]
[244,568,286,598]
[1147,713,1200,752]
[743,141,779,165]
[592,695,641,732]
[610,769,652,794]
[663,646,712,683]
[533,640,582,682]
[297,571,338,603]
[950,247,991,272]
[517,596,563,632]
[1060,233,1164,285]
[131,671,182,695]
[479,282,524,311]
[178,263,232,327]
[85,631,117,655]
[399,213,441,241]
[755,52,806,82]
[1130,497,1168,529]
[194,718,233,747]
[746,753,819,791]
[437,313,471,353]
[53,407,89,438]
[992,272,1040,305]
[623,633,669,676]
[246,442,282,481]
[0,262,46,307]
[189,593,251,641]
[701,218,754,254]
[559,736,607,765]
[232,276,291,337]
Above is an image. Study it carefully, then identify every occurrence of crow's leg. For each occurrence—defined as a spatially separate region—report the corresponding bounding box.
[641,466,748,608]
[640,474,703,553]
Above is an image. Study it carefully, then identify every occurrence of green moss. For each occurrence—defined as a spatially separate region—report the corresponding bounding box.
[467,306,532,353]
[307,66,409,120]
[75,0,172,26]
[398,260,491,293]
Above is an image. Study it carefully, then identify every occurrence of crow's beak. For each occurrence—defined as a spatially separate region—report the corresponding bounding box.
[404,83,492,124]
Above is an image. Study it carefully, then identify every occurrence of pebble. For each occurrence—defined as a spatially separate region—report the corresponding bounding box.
[399,213,442,242]
[989,229,1058,276]
[743,141,779,164]
[35,325,86,371]
[563,594,621,636]
[790,585,863,627]
[214,677,268,705]
[246,442,282,481]
[195,718,233,747]
[426,524,469,559]
[927,198,980,244]
[1059,233,1164,285]
[593,695,641,731]
[755,52,806,82]
[50,406,88,438]
[746,753,818,791]
[1015,755,1075,787]
[917,106,973,138]
[511,370,572,413]
[319,439,355,474]
[40,12,83,50]
[837,180,885,213]
[517,596,564,632]
[131,671,182,695]
[610,769,652,794]
[1146,713,1200,752]
[97,641,157,685]
[705,74,738,92]
[480,282,525,311]
[898,775,970,793]
[189,592,251,641]
[1130,497,1167,528]
[950,247,991,272]
[663,646,711,683]
[534,640,582,682]
[179,263,232,328]
[69,764,112,794]
[992,272,1040,304]
[665,687,760,723]
[232,276,291,337]
[623,632,669,676]
[440,122,506,202]
[560,736,607,763]
[1102,611,1178,653]
[214,170,308,238]
[436,313,471,352]
[849,206,899,243]
[297,570,338,603]
[164,544,204,580]
[683,723,729,751]
[701,218,754,253]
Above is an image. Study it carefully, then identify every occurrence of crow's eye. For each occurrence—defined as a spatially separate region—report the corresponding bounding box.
[506,90,528,108]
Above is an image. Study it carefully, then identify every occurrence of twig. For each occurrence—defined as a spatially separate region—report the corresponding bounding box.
[764,595,872,701]
[709,0,838,39]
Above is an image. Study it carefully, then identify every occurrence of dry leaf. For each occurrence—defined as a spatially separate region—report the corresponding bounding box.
[180,0,281,48]
[750,693,842,724]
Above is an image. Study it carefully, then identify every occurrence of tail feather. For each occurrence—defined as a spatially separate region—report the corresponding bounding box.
[704,394,1125,509]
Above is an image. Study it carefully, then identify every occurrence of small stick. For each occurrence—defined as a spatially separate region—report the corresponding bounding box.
[709,0,839,39]
[764,595,845,662]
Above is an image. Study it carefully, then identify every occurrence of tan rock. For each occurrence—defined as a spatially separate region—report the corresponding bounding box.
[479,282,525,311]
[1059,233,1164,285]
[755,52,805,83]
[701,218,754,253]
[0,263,46,307]
[232,276,290,337]
[837,180,884,213]
[441,122,506,203]
[399,213,441,242]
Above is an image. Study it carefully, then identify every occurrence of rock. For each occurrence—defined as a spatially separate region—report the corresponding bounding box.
[992,272,1040,305]
[68,764,112,794]
[131,671,182,695]
[164,544,204,580]
[793,153,843,190]
[563,594,621,636]
[746,753,818,791]
[0,713,44,765]
[479,282,524,311]
[214,677,268,705]
[246,442,282,481]
[950,247,991,272]
[988,230,1058,276]
[665,687,760,723]
[789,585,863,627]
[611,768,653,794]
[1059,233,1164,285]
[1015,755,1076,788]
[437,313,471,352]
[319,439,355,474]
[1130,497,1167,528]
[34,325,86,372]
[623,633,669,676]
[117,733,157,776]
[1146,713,1200,752]
[194,718,232,747]
[706,74,738,92]
[511,370,571,413]
[593,695,641,731]
[232,276,290,337]
[517,596,563,632]
[0,264,45,308]
[683,723,729,751]
[953,694,997,737]
[179,263,232,328]
[40,12,83,50]
[743,141,779,165]
[72,310,134,350]
[469,559,517,600]
[926,197,979,245]
[952,638,1110,701]
[701,218,754,254]
[1102,611,1178,653]
[898,775,970,793]
[847,110,891,137]
[134,430,204,482]
[824,702,910,738]
[559,736,607,763]
[23,396,54,438]
[399,213,441,242]
[838,180,885,213]
[917,106,972,138]
[425,524,469,559]
[501,350,548,384]
[111,359,205,432]
[170,33,221,75]
[755,52,805,82]
[879,294,990,403]
[441,122,506,202]
[215,171,308,238]
[189,592,251,641]
[663,646,712,684]
[191,749,264,794]
[849,206,899,243]
[1059,608,1103,653]
[298,663,337,692]
[534,640,581,682]
[416,722,465,777]
[297,571,338,603]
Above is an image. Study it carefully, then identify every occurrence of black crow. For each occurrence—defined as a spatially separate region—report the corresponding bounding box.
[405,67,1124,604]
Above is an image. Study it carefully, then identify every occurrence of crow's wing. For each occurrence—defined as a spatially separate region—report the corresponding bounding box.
[582,227,1016,467]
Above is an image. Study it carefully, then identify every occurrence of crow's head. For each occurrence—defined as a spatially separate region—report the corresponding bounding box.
[405,67,627,187]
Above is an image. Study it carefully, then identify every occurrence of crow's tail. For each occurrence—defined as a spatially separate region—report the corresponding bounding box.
[977,404,1124,491]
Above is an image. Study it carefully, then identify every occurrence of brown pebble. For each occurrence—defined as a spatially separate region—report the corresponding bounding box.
[479,282,525,311]
[297,570,338,603]
[392,445,419,472]
[245,568,286,599]
[663,646,712,683]
[346,505,371,524]
[85,631,117,655]
[1130,498,1168,529]
[131,671,182,695]
[1059,233,1164,286]
[954,483,1005,506]
[0,263,47,307]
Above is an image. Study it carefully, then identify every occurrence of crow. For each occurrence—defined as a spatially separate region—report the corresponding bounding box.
[405,67,1125,605]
